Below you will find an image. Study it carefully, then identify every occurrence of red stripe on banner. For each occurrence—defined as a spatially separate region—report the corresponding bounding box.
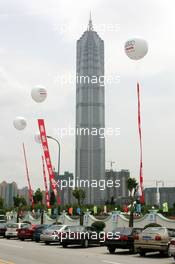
[137,83,144,204]
[22,143,34,208]
[38,119,61,205]
[42,155,50,208]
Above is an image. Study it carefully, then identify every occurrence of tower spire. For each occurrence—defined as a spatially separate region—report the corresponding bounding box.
[88,11,93,31]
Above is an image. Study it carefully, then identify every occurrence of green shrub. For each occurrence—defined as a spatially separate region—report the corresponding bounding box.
[91,221,106,232]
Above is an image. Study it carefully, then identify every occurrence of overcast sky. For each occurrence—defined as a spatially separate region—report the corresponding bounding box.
[0,0,175,190]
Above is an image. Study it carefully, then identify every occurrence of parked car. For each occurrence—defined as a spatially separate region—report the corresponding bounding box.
[0,223,7,237]
[60,225,101,248]
[33,224,50,242]
[168,238,175,260]
[18,224,36,241]
[40,224,68,245]
[134,227,175,256]
[0,215,7,223]
[5,223,28,239]
[105,227,142,254]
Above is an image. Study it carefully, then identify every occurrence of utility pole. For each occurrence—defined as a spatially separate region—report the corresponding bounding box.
[156,180,164,208]
[107,161,115,171]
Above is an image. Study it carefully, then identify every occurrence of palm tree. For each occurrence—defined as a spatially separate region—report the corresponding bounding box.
[13,195,27,223]
[33,188,43,204]
[72,188,85,207]
[33,188,44,224]
[127,178,138,227]
[72,188,86,226]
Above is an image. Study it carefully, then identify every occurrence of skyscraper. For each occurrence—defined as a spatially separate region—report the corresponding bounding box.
[75,16,105,204]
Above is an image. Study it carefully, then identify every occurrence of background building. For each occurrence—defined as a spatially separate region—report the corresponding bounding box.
[18,186,30,205]
[75,17,105,204]
[105,169,130,205]
[52,171,74,206]
[0,181,18,207]
[144,187,175,208]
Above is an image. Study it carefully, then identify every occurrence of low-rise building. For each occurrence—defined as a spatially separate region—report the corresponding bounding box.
[105,169,130,205]
[144,187,175,208]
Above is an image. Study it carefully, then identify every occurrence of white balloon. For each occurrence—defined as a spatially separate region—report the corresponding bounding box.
[31,86,47,103]
[124,38,148,60]
[13,116,27,130]
[34,133,41,144]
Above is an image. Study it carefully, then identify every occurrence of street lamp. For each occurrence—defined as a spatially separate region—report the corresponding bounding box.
[46,136,61,177]
[47,135,61,224]
[156,180,164,208]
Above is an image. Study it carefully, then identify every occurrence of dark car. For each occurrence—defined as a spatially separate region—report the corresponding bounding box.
[18,224,36,241]
[105,227,143,254]
[33,224,50,242]
[60,226,101,248]
[0,223,7,237]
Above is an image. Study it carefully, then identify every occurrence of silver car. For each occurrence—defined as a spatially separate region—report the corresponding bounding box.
[135,227,175,257]
[5,223,29,239]
[40,224,68,245]
[169,238,175,260]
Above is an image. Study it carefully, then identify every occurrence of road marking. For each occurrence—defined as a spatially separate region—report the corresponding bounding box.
[0,259,15,264]
[102,261,122,264]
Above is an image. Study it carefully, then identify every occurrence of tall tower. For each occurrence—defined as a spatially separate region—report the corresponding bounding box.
[75,15,105,204]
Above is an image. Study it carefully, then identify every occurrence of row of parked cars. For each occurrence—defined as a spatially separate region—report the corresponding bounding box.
[0,222,175,260]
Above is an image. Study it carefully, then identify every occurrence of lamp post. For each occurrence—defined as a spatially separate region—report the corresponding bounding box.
[47,135,61,224]
[47,136,61,177]
[156,180,164,208]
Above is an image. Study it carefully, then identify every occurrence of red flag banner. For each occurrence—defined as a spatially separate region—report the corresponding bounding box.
[137,83,144,204]
[38,119,60,205]
[22,143,34,208]
[42,155,50,208]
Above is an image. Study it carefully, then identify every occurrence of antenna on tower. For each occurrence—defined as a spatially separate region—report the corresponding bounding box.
[88,11,93,31]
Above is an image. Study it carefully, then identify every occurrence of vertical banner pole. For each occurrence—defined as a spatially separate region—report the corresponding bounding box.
[42,155,50,208]
[38,119,60,205]
[22,143,34,208]
[137,83,144,204]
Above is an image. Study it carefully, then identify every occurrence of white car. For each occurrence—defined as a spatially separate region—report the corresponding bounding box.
[5,223,28,239]
[169,238,175,260]
[40,224,69,245]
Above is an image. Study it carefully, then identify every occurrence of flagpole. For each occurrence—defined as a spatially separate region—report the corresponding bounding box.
[22,143,34,209]
[137,83,144,204]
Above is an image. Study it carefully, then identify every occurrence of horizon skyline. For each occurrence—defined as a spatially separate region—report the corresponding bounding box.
[0,0,175,191]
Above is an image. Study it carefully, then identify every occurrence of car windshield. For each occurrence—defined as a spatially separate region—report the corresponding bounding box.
[36,225,48,231]
[21,224,30,228]
[47,225,63,230]
[7,224,18,228]
[65,226,84,232]
[112,227,132,235]
[143,227,165,235]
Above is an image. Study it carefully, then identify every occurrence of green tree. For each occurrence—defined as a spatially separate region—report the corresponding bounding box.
[72,188,86,207]
[0,197,4,209]
[50,191,56,206]
[91,221,106,232]
[33,188,43,204]
[33,188,44,224]
[72,188,86,226]
[127,178,138,227]
[13,195,27,223]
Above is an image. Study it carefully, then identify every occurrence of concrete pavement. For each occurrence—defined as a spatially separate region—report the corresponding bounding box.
[0,238,174,264]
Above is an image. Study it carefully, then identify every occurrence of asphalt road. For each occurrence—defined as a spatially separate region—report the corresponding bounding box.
[0,238,174,264]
